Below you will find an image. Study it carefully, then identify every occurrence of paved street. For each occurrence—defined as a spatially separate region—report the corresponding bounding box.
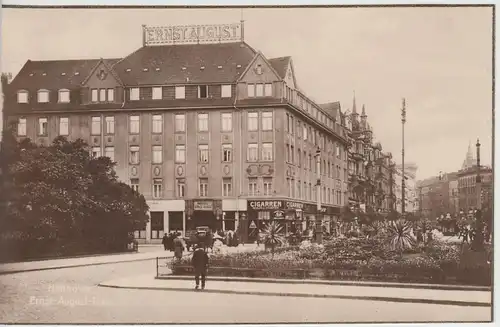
[0,258,491,323]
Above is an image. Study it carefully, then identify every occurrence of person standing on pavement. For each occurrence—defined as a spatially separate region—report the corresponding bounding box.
[192,243,209,290]
[173,232,185,261]
[162,234,169,251]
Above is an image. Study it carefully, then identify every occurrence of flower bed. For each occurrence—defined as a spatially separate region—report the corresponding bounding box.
[170,239,491,286]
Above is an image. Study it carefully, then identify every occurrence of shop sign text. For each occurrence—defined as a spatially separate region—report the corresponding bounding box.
[249,201,283,210]
[194,201,213,211]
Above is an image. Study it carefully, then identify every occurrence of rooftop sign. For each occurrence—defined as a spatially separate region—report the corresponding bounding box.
[143,23,243,46]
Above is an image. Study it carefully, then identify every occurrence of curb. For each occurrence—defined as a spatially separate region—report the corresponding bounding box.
[156,275,491,292]
[0,257,160,276]
[97,283,491,308]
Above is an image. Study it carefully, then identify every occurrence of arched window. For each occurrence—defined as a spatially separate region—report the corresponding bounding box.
[58,89,70,103]
[17,90,29,103]
[37,89,49,103]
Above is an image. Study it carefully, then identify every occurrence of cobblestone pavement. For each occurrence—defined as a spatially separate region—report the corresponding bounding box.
[0,259,491,324]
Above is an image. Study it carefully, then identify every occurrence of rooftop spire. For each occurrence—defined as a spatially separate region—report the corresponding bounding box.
[462,140,475,169]
[361,104,367,117]
[352,90,358,115]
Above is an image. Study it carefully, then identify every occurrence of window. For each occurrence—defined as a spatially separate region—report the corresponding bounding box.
[264,83,273,97]
[263,178,273,196]
[130,179,139,193]
[248,178,258,196]
[256,64,262,75]
[38,117,48,136]
[37,90,49,103]
[222,144,232,162]
[198,113,209,132]
[104,146,115,161]
[129,115,140,134]
[105,116,115,134]
[175,86,185,99]
[199,144,209,163]
[99,89,106,102]
[198,85,208,99]
[17,118,27,136]
[199,178,208,197]
[303,124,308,140]
[91,116,101,135]
[175,114,185,132]
[256,84,264,97]
[58,89,70,103]
[130,88,139,101]
[247,84,255,97]
[17,90,28,103]
[91,89,98,102]
[152,145,163,164]
[91,146,101,158]
[247,143,258,161]
[262,112,273,130]
[247,112,258,131]
[221,85,232,98]
[153,179,163,199]
[59,117,69,135]
[222,178,232,197]
[152,87,162,100]
[107,89,114,102]
[152,114,163,134]
[176,179,185,197]
[262,143,273,161]
[221,113,232,132]
[175,145,186,163]
[129,146,140,164]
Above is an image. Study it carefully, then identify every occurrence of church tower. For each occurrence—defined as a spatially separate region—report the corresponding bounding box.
[461,141,476,170]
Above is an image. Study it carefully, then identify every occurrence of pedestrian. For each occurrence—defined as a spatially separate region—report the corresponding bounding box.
[192,243,209,290]
[173,232,185,261]
[162,233,169,251]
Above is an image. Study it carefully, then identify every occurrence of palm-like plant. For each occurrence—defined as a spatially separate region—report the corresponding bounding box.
[261,221,285,258]
[387,219,416,256]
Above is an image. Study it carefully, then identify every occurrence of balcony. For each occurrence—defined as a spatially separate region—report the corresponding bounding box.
[283,85,347,142]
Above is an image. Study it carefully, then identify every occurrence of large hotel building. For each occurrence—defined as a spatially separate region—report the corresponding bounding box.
[4,23,350,243]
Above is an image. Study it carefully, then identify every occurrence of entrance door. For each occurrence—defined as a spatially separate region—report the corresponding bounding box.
[150,211,164,240]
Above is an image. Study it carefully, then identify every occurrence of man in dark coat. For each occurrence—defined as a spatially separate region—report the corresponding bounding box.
[192,243,209,290]
[161,234,169,251]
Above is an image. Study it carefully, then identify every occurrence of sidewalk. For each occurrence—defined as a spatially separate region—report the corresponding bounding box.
[98,274,492,307]
[0,243,258,275]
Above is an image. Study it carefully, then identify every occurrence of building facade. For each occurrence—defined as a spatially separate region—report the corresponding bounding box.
[394,163,418,214]
[342,99,396,217]
[4,23,350,243]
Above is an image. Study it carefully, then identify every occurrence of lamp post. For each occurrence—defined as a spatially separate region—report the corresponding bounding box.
[472,138,484,251]
[401,98,406,217]
[315,147,323,244]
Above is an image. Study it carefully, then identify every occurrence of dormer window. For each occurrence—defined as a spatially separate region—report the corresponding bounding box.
[126,68,132,72]
[58,89,70,103]
[74,72,80,76]
[198,85,208,99]
[17,90,28,103]
[130,88,139,101]
[37,89,49,103]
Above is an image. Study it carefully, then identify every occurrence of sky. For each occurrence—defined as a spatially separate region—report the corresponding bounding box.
[1,6,494,180]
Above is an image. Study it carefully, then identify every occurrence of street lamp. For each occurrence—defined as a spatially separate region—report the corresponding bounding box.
[315,146,323,244]
[401,98,406,217]
[472,138,484,251]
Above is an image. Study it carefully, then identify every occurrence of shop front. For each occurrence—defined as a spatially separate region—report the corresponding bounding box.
[185,199,223,232]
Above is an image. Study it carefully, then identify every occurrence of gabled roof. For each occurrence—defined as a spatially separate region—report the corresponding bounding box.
[82,58,124,86]
[10,58,121,90]
[113,42,256,85]
[268,56,291,78]
[319,102,341,119]
[237,51,282,82]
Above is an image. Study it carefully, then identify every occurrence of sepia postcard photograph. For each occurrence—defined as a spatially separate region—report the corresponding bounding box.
[0,4,494,325]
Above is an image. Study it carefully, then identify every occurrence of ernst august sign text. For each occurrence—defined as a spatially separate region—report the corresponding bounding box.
[144,23,242,46]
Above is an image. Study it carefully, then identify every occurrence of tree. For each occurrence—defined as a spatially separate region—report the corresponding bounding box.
[0,132,149,261]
